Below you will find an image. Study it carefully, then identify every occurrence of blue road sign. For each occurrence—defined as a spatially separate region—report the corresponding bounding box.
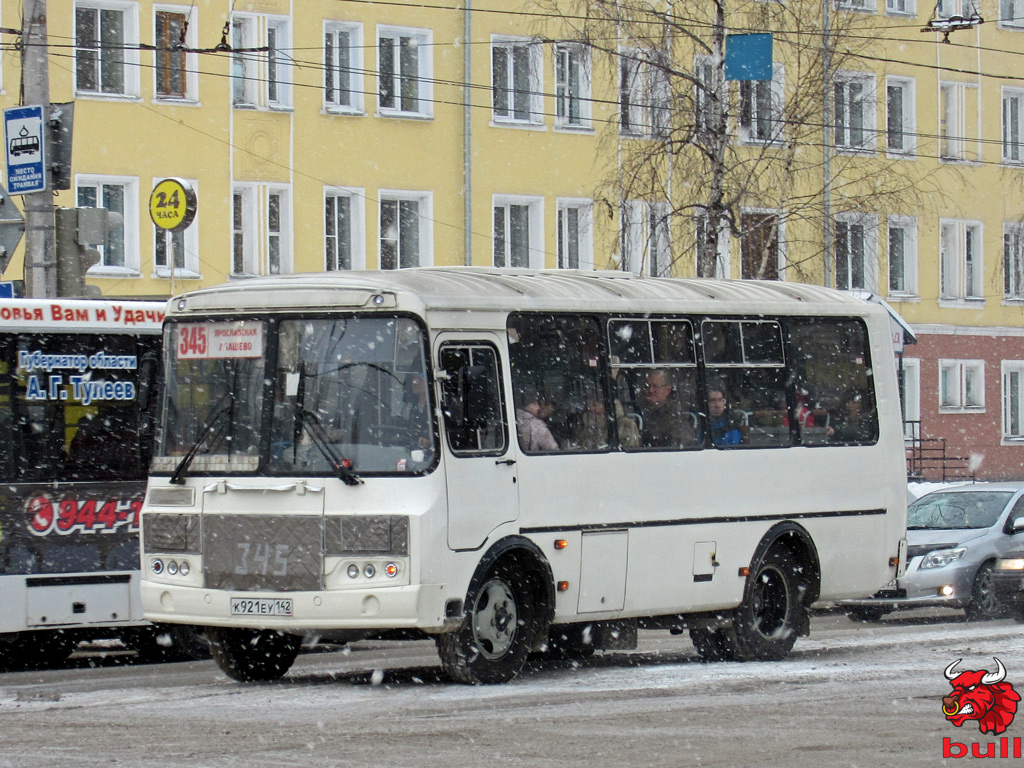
[0,282,15,298]
[724,33,773,82]
[4,105,46,195]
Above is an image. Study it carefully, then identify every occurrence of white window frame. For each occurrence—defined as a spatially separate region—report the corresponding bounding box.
[940,81,979,162]
[153,5,198,102]
[74,1,141,98]
[1003,361,1024,441]
[939,359,985,412]
[324,21,363,114]
[1004,222,1024,301]
[695,214,731,279]
[834,71,876,153]
[738,63,785,145]
[619,48,670,139]
[1000,0,1024,28]
[885,76,915,156]
[556,198,594,270]
[939,219,984,302]
[740,209,785,280]
[265,186,290,275]
[694,55,720,136]
[324,187,366,271]
[902,357,920,441]
[376,26,432,119]
[231,13,292,109]
[1003,87,1024,164]
[152,176,199,278]
[834,212,878,292]
[554,43,592,130]
[231,185,258,277]
[621,201,671,277]
[379,190,433,269]
[887,215,918,298]
[491,36,543,126]
[75,174,140,276]
[492,195,544,269]
[937,0,980,17]
[886,0,916,16]
[836,0,876,14]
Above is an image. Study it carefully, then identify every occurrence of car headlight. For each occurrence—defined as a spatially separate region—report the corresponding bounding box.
[920,547,967,570]
[998,558,1024,571]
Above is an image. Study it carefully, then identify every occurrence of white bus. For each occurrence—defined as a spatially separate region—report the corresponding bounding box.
[0,299,205,667]
[141,268,907,683]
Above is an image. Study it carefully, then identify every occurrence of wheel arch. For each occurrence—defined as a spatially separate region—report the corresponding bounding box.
[749,521,821,607]
[466,536,556,639]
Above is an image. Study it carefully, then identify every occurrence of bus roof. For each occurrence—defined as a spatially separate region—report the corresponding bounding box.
[170,268,883,318]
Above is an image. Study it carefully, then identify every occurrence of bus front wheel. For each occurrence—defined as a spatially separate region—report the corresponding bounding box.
[436,561,536,684]
[719,547,803,662]
[208,628,301,682]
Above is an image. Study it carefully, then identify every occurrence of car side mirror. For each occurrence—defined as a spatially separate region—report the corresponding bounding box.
[1012,517,1024,533]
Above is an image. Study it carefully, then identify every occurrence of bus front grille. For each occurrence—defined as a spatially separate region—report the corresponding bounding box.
[202,514,323,592]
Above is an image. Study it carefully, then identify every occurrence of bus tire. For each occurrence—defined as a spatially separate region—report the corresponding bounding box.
[689,626,736,662]
[436,560,536,684]
[720,547,803,662]
[207,628,301,682]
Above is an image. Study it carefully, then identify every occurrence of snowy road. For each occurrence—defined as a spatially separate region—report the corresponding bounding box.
[1,611,1022,767]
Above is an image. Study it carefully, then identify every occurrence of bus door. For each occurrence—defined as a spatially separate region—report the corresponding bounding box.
[436,338,518,551]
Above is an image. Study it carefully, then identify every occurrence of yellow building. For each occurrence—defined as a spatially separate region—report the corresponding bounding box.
[0,0,1022,476]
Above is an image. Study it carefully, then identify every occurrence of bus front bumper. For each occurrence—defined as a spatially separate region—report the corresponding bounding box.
[141,581,453,633]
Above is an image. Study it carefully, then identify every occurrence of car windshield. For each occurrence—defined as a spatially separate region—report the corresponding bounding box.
[153,315,434,477]
[907,490,1015,530]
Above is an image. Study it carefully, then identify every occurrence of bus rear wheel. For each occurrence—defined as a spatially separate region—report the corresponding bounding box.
[208,628,301,682]
[718,548,803,662]
[436,561,536,684]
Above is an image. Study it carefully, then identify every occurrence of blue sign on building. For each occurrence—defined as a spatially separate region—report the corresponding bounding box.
[724,33,774,82]
[4,105,46,196]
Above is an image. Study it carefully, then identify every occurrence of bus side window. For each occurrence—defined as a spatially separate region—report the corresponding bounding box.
[439,345,508,455]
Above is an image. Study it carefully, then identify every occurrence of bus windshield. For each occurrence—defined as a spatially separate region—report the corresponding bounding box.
[156,316,434,476]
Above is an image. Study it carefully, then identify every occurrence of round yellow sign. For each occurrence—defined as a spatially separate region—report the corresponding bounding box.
[149,178,197,232]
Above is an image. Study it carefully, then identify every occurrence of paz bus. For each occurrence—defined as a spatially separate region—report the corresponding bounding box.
[140,268,907,684]
[0,298,204,666]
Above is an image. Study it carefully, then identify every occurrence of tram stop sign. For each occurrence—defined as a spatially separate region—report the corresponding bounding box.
[149,178,197,232]
[0,182,25,273]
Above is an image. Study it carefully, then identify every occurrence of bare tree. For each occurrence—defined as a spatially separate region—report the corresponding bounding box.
[536,0,943,281]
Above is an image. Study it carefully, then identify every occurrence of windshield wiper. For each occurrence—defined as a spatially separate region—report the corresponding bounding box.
[297,407,362,486]
[169,404,233,485]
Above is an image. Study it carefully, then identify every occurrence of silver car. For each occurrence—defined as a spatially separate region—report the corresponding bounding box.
[842,483,1024,622]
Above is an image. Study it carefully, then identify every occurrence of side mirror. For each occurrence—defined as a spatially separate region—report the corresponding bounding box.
[1012,517,1024,533]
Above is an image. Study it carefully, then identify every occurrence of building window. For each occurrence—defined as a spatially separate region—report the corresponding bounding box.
[232,14,291,108]
[886,0,915,14]
[902,357,920,441]
[837,0,876,11]
[325,22,362,112]
[938,0,979,16]
[154,10,191,99]
[1005,224,1024,299]
[1001,0,1024,27]
[886,77,914,155]
[740,212,780,280]
[696,214,730,278]
[739,64,784,145]
[492,37,541,124]
[940,359,984,412]
[554,43,590,129]
[888,216,917,296]
[694,55,719,136]
[267,191,284,274]
[75,2,138,96]
[1003,89,1023,163]
[621,201,670,276]
[940,220,983,300]
[619,49,670,138]
[379,27,432,117]
[834,72,875,152]
[1003,362,1024,440]
[380,192,431,269]
[232,187,256,276]
[940,82,979,162]
[494,196,543,269]
[556,199,593,269]
[325,189,365,271]
[834,214,877,292]
[76,176,138,273]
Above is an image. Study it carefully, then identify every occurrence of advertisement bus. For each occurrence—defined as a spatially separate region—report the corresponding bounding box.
[0,298,203,666]
[141,268,908,684]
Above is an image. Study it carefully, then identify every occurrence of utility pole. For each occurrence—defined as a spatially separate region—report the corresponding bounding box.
[21,0,56,298]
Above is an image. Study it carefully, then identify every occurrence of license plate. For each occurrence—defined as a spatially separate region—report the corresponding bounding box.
[230,597,293,616]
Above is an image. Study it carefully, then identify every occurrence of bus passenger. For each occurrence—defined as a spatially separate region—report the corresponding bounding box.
[515,388,559,452]
[707,384,747,446]
[640,370,695,448]
[827,387,876,443]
